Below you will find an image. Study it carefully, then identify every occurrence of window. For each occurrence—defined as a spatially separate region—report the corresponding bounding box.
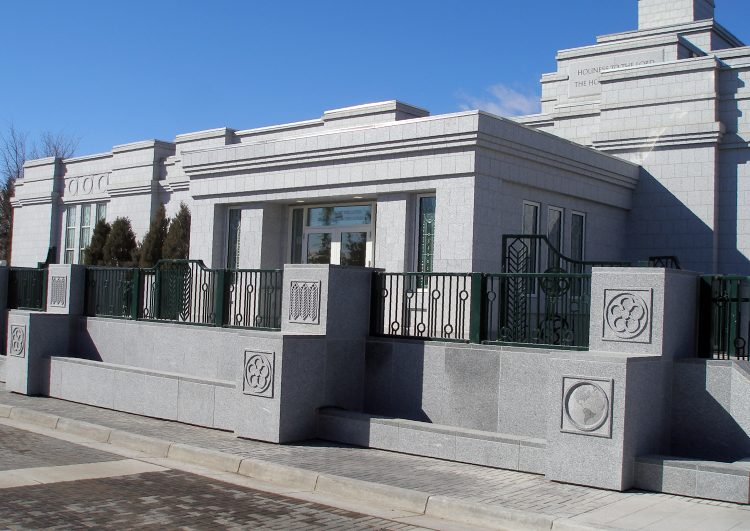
[64,206,77,264]
[226,209,242,269]
[547,207,563,252]
[571,212,586,262]
[289,203,374,266]
[63,202,108,264]
[79,205,92,263]
[417,196,436,273]
[547,207,564,269]
[522,202,539,236]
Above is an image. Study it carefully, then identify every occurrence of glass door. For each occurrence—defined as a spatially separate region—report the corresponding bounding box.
[292,203,375,266]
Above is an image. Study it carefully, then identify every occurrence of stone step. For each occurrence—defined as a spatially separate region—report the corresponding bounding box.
[316,407,546,474]
[635,455,750,504]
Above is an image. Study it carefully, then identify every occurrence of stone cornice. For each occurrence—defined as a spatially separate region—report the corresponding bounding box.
[112,139,174,154]
[183,130,479,178]
[23,157,57,169]
[62,152,112,164]
[107,181,158,197]
[592,122,724,150]
[476,133,638,190]
[11,192,60,208]
[557,34,679,62]
[595,19,743,49]
[175,127,236,144]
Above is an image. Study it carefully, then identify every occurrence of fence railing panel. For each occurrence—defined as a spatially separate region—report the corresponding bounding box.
[371,271,592,349]
[484,273,591,350]
[700,275,750,360]
[8,267,47,311]
[139,261,218,326]
[371,272,473,341]
[224,269,283,329]
[82,261,283,331]
[84,267,137,318]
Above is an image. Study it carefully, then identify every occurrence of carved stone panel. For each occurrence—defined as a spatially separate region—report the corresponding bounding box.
[602,289,653,344]
[243,351,274,398]
[9,325,26,358]
[49,276,68,308]
[561,376,614,438]
[288,281,321,325]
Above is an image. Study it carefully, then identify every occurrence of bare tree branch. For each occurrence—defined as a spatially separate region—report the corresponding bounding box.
[38,130,79,159]
[0,124,81,261]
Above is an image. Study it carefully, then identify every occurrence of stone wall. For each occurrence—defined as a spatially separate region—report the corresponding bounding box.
[672,358,750,461]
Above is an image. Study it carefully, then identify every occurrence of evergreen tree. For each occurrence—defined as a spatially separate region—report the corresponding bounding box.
[139,204,169,267]
[102,217,137,266]
[162,202,191,259]
[84,219,111,265]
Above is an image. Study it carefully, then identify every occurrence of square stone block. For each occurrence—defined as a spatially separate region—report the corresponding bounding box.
[696,469,750,504]
[634,460,696,497]
[519,443,546,475]
[177,381,215,427]
[143,375,179,421]
[455,436,519,470]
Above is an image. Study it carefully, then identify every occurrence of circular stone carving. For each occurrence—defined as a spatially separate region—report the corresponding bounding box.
[67,179,79,196]
[97,174,108,192]
[82,177,93,194]
[564,382,609,432]
[244,354,272,394]
[10,327,25,356]
[605,292,649,339]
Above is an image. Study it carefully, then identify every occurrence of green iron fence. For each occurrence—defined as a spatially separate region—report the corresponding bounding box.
[225,269,284,330]
[371,272,475,341]
[484,272,591,349]
[8,267,48,311]
[699,275,750,360]
[84,260,283,331]
[370,270,591,349]
[84,267,137,318]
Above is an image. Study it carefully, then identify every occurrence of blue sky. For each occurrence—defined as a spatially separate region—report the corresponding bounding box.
[2,0,749,156]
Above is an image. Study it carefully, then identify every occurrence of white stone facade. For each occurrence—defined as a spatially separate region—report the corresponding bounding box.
[518,0,750,273]
[11,0,750,275]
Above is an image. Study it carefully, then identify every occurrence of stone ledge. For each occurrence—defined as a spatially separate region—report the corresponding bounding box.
[49,357,234,389]
[316,407,547,474]
[635,455,750,504]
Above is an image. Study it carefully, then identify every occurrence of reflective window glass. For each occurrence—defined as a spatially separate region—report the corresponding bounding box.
[340,232,367,266]
[308,205,371,227]
[307,233,332,264]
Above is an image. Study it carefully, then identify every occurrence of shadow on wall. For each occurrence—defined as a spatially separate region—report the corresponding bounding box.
[671,360,750,462]
[626,165,750,275]
[365,340,430,422]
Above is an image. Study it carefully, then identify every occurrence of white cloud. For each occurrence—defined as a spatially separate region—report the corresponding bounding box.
[458,83,540,117]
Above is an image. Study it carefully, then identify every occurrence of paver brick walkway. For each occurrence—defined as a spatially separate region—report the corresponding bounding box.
[1,389,749,526]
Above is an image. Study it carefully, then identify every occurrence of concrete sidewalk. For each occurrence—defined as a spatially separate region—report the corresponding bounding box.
[0,390,748,531]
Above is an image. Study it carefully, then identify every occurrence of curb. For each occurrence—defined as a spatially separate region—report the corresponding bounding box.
[0,402,587,531]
